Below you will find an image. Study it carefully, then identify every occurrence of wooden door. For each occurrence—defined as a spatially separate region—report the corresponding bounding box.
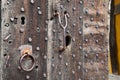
[1,0,110,80]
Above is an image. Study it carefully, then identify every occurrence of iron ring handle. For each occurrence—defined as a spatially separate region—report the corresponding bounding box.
[19,53,35,71]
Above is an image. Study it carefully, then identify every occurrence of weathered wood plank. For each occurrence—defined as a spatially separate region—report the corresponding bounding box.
[49,0,83,80]
[83,0,110,80]
[1,0,47,80]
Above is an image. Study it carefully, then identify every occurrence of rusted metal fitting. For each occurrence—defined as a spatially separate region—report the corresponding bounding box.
[18,45,35,71]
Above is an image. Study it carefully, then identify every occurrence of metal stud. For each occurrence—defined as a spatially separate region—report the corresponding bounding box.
[30,0,34,4]
[101,60,104,64]
[67,0,70,2]
[95,39,99,43]
[79,46,82,50]
[90,60,93,65]
[100,33,104,36]
[28,37,32,42]
[91,2,94,7]
[78,62,82,65]
[66,30,70,33]
[36,46,40,51]
[78,78,81,80]
[60,5,64,9]
[18,66,21,70]
[85,23,88,28]
[38,10,42,15]
[96,53,99,57]
[72,38,75,42]
[79,31,82,35]
[78,66,81,70]
[65,62,68,66]
[72,54,76,58]
[45,37,48,41]
[90,32,93,36]
[21,7,25,12]
[101,18,105,22]
[79,1,83,4]
[85,54,88,58]
[44,55,47,59]
[43,73,47,78]
[72,7,76,11]
[79,16,82,20]
[5,23,9,27]
[8,40,13,45]
[36,27,40,32]
[52,64,55,67]
[84,38,88,42]
[90,77,94,80]
[10,18,14,22]
[45,20,49,25]
[73,23,76,27]
[85,69,88,73]
[52,29,56,33]
[95,25,99,29]
[20,28,24,33]
[7,1,10,5]
[72,70,75,74]
[96,11,100,16]
[58,71,62,75]
[90,16,94,21]
[37,7,40,10]
[59,55,62,59]
[85,8,88,15]
[26,75,30,79]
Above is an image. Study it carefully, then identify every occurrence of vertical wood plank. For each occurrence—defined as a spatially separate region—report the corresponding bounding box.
[49,0,84,80]
[83,0,110,80]
[1,0,48,80]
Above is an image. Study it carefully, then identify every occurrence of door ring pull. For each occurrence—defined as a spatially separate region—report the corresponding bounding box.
[19,53,35,71]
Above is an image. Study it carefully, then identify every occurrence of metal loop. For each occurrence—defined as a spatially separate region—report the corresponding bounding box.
[58,13,68,29]
[19,53,35,72]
